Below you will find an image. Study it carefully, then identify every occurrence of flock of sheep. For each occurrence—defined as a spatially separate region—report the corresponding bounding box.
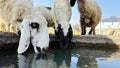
[0,0,101,54]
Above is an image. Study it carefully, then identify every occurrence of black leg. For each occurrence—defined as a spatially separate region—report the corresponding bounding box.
[81,23,86,35]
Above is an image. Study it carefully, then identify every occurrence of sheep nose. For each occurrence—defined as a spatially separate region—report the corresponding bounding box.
[41,47,48,54]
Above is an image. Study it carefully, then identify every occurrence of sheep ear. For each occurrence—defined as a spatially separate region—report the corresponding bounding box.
[70,0,76,7]
[17,19,30,54]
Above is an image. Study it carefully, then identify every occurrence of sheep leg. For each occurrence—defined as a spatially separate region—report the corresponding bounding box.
[81,23,86,35]
[91,23,96,35]
[5,23,10,32]
[0,23,6,32]
[10,24,17,33]
[80,18,86,35]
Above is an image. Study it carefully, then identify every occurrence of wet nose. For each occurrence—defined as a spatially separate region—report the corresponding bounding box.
[41,47,48,54]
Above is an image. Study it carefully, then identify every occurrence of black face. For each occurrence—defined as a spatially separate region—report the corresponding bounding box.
[30,22,40,32]
[55,24,73,48]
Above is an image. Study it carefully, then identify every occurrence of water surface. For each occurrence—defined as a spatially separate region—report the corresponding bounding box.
[0,47,120,68]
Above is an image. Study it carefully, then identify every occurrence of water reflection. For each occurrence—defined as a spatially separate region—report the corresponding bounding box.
[51,49,71,68]
[17,49,72,68]
[18,53,50,68]
[1,48,120,68]
[96,50,120,68]
[70,54,80,68]
[17,49,100,68]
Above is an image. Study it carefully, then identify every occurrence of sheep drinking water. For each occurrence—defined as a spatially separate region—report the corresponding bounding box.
[34,3,73,48]
[34,0,73,47]
[53,0,73,47]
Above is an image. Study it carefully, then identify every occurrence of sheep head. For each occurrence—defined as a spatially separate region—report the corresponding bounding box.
[18,12,49,54]
[30,21,49,54]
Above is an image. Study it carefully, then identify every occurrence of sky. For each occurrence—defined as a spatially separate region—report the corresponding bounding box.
[32,0,120,24]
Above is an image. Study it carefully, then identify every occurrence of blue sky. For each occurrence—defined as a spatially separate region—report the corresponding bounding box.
[32,0,120,24]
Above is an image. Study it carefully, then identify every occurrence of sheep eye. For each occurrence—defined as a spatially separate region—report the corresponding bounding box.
[30,22,40,30]
[16,19,23,22]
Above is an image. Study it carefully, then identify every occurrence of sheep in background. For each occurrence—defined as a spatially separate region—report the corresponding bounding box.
[0,0,33,33]
[70,0,101,35]
[0,0,49,54]
[34,4,73,48]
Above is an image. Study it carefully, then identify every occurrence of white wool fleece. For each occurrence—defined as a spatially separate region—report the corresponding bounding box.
[0,0,33,32]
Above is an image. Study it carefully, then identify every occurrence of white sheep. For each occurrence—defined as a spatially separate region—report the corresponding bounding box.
[0,0,49,54]
[53,0,73,47]
[0,0,33,33]
[70,0,102,35]
[53,0,71,34]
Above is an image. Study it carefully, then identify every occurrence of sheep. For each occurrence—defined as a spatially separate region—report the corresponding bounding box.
[0,0,33,33]
[53,0,73,47]
[34,4,73,48]
[0,0,49,54]
[70,0,102,35]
